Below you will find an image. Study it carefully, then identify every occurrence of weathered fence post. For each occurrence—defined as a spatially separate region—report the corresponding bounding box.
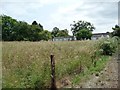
[94,61,96,67]
[50,55,57,90]
[80,61,82,72]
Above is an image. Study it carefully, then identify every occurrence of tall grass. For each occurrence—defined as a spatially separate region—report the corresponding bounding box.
[2,38,117,88]
[0,42,2,89]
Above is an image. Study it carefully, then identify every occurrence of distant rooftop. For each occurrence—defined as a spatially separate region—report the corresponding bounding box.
[92,32,110,35]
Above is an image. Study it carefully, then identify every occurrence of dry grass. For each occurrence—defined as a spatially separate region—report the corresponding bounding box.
[2,40,105,88]
[0,42,2,89]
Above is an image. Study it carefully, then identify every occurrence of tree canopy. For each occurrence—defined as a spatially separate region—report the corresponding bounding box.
[111,25,120,37]
[70,20,95,40]
[1,15,99,41]
[76,29,92,40]
[51,27,69,38]
[1,15,51,41]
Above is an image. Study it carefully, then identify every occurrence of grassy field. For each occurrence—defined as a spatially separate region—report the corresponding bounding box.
[2,39,115,88]
[0,42,2,89]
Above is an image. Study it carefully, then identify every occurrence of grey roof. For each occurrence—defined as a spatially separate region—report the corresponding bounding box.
[53,36,73,39]
[92,33,109,35]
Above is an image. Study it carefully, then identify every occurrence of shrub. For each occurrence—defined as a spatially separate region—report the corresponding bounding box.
[100,41,113,55]
[99,38,118,56]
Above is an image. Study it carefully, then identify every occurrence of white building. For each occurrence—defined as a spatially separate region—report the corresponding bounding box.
[91,33,110,40]
[52,36,76,41]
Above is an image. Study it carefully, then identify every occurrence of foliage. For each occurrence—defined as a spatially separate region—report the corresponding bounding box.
[2,15,18,41]
[56,29,69,37]
[76,29,92,40]
[111,25,120,37]
[2,39,116,88]
[32,21,38,25]
[51,27,59,38]
[100,41,114,55]
[1,15,51,41]
[72,56,109,85]
[98,37,118,56]
[70,20,95,40]
[51,27,69,38]
[39,30,52,41]
[1,41,94,88]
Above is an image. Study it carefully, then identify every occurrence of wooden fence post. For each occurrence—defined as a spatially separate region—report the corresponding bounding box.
[50,55,57,89]
[80,61,82,72]
[94,61,96,67]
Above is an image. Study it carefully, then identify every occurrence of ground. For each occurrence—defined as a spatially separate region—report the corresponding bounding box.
[58,52,119,88]
[81,53,118,88]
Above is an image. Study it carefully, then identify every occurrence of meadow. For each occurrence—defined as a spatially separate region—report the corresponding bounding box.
[2,38,118,88]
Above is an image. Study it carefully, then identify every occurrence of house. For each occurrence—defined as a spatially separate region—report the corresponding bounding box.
[91,32,110,40]
[52,32,110,41]
[52,36,76,41]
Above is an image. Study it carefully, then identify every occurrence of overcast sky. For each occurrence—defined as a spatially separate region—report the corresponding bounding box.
[0,0,119,35]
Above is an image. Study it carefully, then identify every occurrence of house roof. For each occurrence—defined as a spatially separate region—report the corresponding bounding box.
[53,36,73,39]
[92,33,109,35]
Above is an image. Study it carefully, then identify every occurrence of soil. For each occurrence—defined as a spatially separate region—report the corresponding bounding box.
[81,53,119,88]
[57,52,119,88]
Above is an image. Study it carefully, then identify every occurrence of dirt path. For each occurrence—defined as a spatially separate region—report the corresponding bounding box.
[80,53,119,88]
[56,53,119,88]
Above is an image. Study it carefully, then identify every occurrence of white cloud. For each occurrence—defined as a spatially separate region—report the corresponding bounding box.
[1,0,62,7]
[0,0,119,35]
[47,1,118,34]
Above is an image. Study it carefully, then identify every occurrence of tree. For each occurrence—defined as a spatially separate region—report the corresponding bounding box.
[13,21,30,41]
[51,27,69,38]
[70,20,95,40]
[51,27,59,38]
[2,15,18,41]
[29,21,44,41]
[57,29,69,37]
[76,29,92,40]
[39,23,43,30]
[1,15,51,41]
[112,25,120,37]
[32,21,38,25]
[39,30,52,41]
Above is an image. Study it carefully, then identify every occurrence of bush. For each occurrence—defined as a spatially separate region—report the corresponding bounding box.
[99,38,118,56]
[100,41,113,55]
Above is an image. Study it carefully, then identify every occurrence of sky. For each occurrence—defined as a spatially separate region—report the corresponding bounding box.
[0,0,119,35]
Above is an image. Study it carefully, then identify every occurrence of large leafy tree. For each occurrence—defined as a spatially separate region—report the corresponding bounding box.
[39,30,52,41]
[51,27,69,38]
[32,21,38,25]
[51,27,59,38]
[30,23,43,41]
[57,29,69,37]
[76,29,92,40]
[112,25,120,37]
[1,15,51,41]
[70,20,95,40]
[32,21,43,30]
[12,21,30,41]
[29,21,44,41]
[2,15,18,40]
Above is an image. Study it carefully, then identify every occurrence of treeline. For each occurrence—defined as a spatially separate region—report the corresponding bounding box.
[0,15,69,41]
[1,15,119,41]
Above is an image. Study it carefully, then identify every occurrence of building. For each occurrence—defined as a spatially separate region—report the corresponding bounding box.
[52,36,76,41]
[91,33,110,40]
[52,33,110,41]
